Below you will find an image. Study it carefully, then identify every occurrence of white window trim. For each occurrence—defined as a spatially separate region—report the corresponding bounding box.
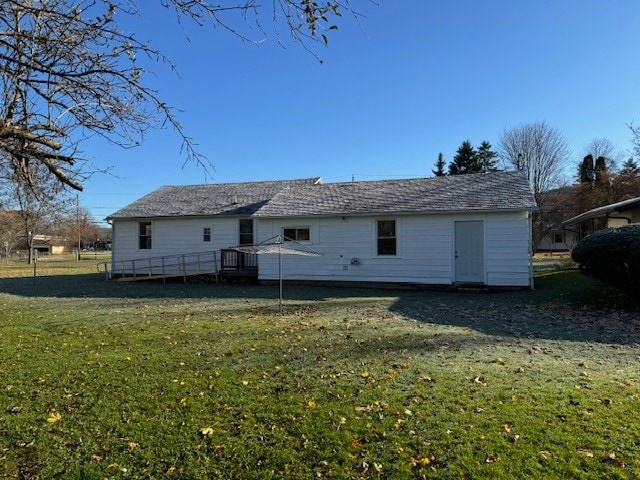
[138,220,153,251]
[282,226,311,243]
[372,217,400,257]
[203,226,212,243]
[238,218,254,246]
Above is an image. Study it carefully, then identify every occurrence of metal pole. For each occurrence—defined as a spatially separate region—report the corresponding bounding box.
[279,246,283,313]
[76,194,81,261]
[32,248,37,285]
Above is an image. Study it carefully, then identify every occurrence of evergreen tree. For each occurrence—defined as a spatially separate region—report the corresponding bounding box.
[621,158,639,174]
[579,154,595,183]
[476,141,498,172]
[594,156,608,184]
[432,152,446,176]
[448,140,479,175]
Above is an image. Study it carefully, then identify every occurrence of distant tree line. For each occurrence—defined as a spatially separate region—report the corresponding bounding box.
[430,121,640,249]
[432,140,498,177]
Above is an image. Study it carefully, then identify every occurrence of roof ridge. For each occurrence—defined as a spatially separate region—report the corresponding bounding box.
[157,177,323,189]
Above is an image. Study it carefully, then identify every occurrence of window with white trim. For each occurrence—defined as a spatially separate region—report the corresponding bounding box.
[283,227,310,242]
[239,219,253,245]
[203,227,212,242]
[139,221,152,250]
[376,219,396,255]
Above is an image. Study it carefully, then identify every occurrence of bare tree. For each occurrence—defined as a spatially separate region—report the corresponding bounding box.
[0,208,23,258]
[498,121,570,205]
[499,121,570,249]
[581,137,623,175]
[0,158,72,262]
[0,0,360,192]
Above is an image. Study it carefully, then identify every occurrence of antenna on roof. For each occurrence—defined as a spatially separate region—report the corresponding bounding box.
[351,174,355,183]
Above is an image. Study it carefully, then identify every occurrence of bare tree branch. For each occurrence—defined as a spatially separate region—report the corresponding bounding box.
[0,0,366,193]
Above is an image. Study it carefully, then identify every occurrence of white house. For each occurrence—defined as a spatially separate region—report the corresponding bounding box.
[106,171,537,288]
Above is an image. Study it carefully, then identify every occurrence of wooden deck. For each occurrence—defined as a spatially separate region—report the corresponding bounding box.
[219,249,259,283]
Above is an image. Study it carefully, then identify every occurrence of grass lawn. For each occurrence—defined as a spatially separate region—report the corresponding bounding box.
[0,259,639,479]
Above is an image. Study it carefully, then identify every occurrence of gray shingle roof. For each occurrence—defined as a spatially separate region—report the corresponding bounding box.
[562,195,640,227]
[106,172,536,221]
[106,178,323,219]
[255,171,536,217]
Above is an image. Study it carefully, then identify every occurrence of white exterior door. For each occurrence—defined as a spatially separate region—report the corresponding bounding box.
[454,220,485,284]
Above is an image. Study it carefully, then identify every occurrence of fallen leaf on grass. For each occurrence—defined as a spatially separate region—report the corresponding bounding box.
[603,451,625,467]
[200,427,214,436]
[577,447,594,458]
[495,357,505,365]
[411,455,431,468]
[46,411,62,423]
[355,405,373,414]
[473,376,487,386]
[486,453,499,463]
[307,400,317,410]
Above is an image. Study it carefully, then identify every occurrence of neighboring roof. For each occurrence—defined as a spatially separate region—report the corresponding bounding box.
[255,171,537,217]
[106,178,323,219]
[561,196,640,228]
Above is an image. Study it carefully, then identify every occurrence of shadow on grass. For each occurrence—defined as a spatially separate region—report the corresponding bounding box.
[1,270,637,345]
[390,270,640,345]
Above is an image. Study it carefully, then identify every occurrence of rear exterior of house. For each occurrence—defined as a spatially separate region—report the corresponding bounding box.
[106,172,537,288]
[254,212,532,286]
[106,179,322,277]
[253,172,536,287]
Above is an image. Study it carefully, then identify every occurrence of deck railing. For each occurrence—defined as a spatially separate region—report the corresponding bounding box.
[220,249,258,270]
[97,249,258,283]
[99,250,220,283]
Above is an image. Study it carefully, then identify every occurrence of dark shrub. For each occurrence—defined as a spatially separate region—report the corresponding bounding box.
[571,224,640,298]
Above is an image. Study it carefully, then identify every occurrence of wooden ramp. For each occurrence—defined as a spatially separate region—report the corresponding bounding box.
[98,249,258,283]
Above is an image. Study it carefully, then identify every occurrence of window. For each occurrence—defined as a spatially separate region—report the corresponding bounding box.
[203,227,211,242]
[283,227,310,242]
[139,221,152,250]
[377,219,396,255]
[553,233,564,244]
[239,219,253,245]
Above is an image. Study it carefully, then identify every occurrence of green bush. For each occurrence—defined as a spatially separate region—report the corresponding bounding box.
[571,224,640,297]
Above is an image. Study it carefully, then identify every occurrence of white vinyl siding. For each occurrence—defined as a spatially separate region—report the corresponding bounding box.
[111,210,532,288]
[485,212,532,287]
[256,212,532,287]
[111,217,237,264]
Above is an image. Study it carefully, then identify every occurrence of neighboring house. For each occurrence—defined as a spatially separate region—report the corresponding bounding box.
[562,196,640,235]
[107,171,537,288]
[30,235,68,255]
[533,186,580,253]
[535,229,579,252]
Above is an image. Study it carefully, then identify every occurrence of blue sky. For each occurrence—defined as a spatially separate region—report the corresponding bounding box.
[80,1,640,225]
